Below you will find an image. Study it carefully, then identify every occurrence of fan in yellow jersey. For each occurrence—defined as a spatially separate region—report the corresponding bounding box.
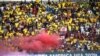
[23,28,28,35]
[35,0,40,3]
[62,2,66,8]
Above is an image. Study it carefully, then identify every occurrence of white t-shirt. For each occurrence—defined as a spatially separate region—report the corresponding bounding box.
[0,6,4,11]
[60,27,67,32]
[80,26,85,33]
[13,5,16,10]
[88,10,93,15]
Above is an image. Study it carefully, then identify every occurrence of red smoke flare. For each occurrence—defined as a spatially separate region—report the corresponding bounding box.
[12,31,61,53]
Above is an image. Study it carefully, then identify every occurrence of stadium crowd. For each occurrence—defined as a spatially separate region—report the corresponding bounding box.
[0,1,100,52]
